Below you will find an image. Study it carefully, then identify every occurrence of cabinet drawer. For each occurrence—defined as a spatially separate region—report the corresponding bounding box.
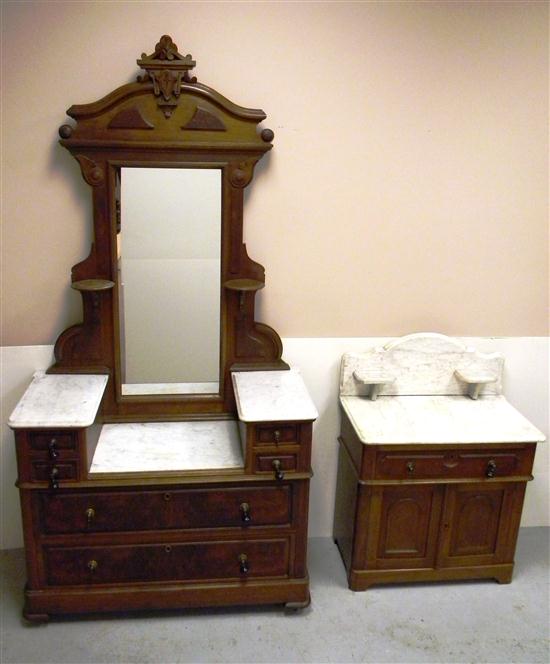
[37,485,292,534]
[255,425,298,445]
[254,454,297,474]
[30,461,78,483]
[28,431,77,453]
[45,538,290,586]
[375,449,532,480]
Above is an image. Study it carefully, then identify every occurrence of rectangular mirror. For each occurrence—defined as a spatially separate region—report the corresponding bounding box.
[118,167,221,396]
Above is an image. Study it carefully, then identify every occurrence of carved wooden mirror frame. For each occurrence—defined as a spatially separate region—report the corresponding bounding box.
[51,35,287,419]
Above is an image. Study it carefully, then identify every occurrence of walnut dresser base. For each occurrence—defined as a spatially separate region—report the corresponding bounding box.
[333,334,544,591]
[12,371,317,621]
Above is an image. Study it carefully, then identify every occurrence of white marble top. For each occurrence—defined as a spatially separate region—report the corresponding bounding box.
[340,333,504,397]
[90,420,244,474]
[8,372,108,429]
[232,369,318,423]
[341,395,546,445]
[122,382,219,396]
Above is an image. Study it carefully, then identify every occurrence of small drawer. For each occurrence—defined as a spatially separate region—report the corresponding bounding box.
[255,425,298,445]
[255,454,297,474]
[30,461,78,483]
[375,449,530,480]
[45,538,290,586]
[28,432,78,460]
[37,485,292,534]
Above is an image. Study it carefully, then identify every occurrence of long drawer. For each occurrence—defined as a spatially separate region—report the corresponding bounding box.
[375,448,534,480]
[44,538,290,586]
[36,485,292,534]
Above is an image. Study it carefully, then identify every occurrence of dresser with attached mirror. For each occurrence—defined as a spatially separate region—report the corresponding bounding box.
[9,35,317,621]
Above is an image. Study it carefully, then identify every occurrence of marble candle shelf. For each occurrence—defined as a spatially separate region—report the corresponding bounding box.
[352,370,396,401]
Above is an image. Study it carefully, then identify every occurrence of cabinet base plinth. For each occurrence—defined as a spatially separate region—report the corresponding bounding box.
[22,611,50,624]
[284,592,311,611]
[347,563,514,591]
[23,576,310,619]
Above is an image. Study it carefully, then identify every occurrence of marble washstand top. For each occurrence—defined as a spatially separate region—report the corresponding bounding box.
[341,394,546,446]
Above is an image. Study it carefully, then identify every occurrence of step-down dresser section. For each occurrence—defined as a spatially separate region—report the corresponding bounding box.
[10,370,317,620]
[333,333,545,590]
[11,35,318,621]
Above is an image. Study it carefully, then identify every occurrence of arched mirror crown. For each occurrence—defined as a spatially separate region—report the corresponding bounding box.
[50,35,288,419]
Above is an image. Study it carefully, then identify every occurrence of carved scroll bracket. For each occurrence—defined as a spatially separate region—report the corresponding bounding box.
[229,160,258,188]
[137,35,197,118]
[75,155,104,186]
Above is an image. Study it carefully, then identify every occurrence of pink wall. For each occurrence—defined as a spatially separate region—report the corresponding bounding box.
[2,1,548,345]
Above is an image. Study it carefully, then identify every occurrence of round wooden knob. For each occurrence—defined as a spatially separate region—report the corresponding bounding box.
[261,128,274,142]
[58,124,73,139]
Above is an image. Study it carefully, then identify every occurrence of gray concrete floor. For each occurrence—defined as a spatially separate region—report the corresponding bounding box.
[1,529,548,664]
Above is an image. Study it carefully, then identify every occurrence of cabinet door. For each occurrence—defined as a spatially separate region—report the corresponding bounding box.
[365,485,443,570]
[437,482,524,567]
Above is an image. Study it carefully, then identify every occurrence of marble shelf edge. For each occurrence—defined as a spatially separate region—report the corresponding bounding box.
[8,372,108,429]
[231,368,318,423]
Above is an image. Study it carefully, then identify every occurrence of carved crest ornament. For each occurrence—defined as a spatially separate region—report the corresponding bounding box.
[137,35,197,118]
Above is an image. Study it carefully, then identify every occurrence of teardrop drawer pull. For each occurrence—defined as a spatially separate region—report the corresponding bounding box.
[48,439,59,460]
[87,559,98,572]
[272,459,285,481]
[238,553,249,574]
[240,502,251,524]
[49,467,59,490]
[85,507,95,525]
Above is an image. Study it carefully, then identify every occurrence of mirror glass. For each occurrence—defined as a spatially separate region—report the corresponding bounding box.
[118,167,221,396]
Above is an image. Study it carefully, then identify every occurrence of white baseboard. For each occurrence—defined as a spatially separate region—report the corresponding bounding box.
[1,339,548,548]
